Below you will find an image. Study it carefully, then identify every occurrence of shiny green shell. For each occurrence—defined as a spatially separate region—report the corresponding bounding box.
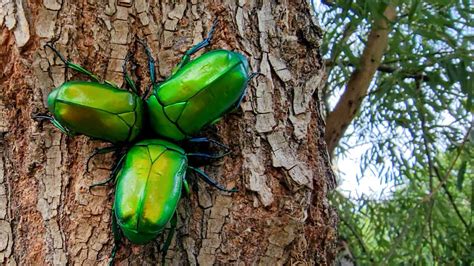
[47,81,143,143]
[147,49,250,141]
[114,139,187,244]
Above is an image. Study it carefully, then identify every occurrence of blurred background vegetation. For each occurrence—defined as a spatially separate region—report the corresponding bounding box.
[316,0,473,264]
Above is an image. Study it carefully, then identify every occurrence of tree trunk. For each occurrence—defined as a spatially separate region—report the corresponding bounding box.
[0,0,337,265]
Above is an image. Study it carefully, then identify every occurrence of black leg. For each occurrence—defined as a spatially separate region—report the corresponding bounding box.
[224,72,262,114]
[89,154,125,189]
[172,19,218,73]
[136,39,157,85]
[161,212,178,264]
[45,43,101,82]
[183,18,218,57]
[86,146,119,173]
[108,209,121,266]
[249,72,263,80]
[188,166,237,192]
[187,152,229,160]
[32,114,72,135]
[32,114,53,121]
[185,137,231,166]
[142,83,152,100]
[122,51,138,93]
[187,137,230,153]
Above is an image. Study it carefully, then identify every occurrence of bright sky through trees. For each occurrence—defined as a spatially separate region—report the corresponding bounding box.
[314,0,472,263]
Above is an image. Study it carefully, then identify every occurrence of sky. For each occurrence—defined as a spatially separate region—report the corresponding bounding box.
[334,127,395,200]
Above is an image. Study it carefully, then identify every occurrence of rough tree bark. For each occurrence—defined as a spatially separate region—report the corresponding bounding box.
[0,0,337,264]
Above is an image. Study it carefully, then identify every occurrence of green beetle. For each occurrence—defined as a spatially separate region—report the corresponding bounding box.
[142,21,255,141]
[34,44,144,144]
[109,138,235,264]
[114,139,186,244]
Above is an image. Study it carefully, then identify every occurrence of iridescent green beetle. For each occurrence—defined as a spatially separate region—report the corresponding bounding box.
[114,139,186,245]
[109,138,235,264]
[142,20,256,141]
[34,44,144,144]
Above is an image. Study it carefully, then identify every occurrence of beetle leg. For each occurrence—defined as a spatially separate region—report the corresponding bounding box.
[109,209,122,266]
[188,166,238,192]
[182,178,191,195]
[224,71,261,115]
[186,18,217,56]
[187,152,229,160]
[44,43,101,83]
[141,83,152,100]
[50,118,73,136]
[172,19,218,73]
[186,137,231,157]
[136,39,157,86]
[161,211,178,265]
[221,72,261,115]
[33,114,73,136]
[89,154,125,189]
[86,146,119,173]
[122,51,138,93]
[187,137,230,151]
[89,176,115,188]
[249,72,263,81]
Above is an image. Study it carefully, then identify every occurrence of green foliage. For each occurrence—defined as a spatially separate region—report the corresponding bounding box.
[320,0,473,263]
[331,144,472,264]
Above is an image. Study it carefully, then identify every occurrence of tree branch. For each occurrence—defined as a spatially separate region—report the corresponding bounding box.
[414,78,437,260]
[434,165,469,230]
[324,3,397,156]
[421,125,472,230]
